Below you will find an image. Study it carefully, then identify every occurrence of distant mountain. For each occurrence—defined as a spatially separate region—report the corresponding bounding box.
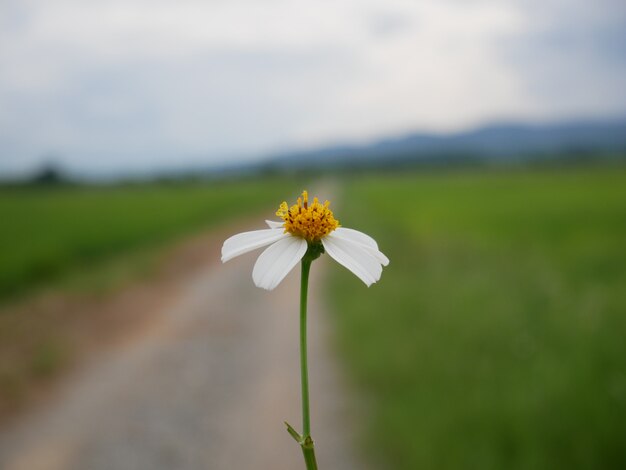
[267,117,626,169]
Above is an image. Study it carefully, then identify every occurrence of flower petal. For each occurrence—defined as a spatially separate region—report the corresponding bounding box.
[221,228,288,263]
[265,220,285,229]
[252,236,308,290]
[332,227,389,266]
[334,227,378,248]
[322,234,383,287]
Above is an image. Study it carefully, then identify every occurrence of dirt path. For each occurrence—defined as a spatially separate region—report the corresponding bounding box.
[0,222,365,469]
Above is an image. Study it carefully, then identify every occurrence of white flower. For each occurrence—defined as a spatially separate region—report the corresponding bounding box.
[221,191,389,290]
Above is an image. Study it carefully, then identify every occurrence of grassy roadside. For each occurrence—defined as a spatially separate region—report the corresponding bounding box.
[329,168,626,469]
[0,178,299,303]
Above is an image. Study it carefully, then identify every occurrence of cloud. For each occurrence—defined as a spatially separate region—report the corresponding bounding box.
[0,0,624,177]
[499,0,626,118]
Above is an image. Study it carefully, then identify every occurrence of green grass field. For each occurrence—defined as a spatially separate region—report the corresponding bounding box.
[3,168,626,466]
[0,178,298,302]
[330,168,626,470]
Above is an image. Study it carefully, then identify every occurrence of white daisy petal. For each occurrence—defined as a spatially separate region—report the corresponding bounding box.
[334,227,378,248]
[252,236,308,290]
[332,227,390,266]
[265,220,285,229]
[322,234,383,287]
[221,228,288,263]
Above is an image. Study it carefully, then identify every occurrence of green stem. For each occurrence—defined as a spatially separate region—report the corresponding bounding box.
[300,259,312,438]
[301,436,318,470]
[287,257,318,470]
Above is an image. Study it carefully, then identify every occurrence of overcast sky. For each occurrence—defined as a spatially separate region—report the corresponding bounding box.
[1,0,625,177]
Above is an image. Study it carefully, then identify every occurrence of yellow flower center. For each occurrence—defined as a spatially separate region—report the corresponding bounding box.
[276,190,340,242]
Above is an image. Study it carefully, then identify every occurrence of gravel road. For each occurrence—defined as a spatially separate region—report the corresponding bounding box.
[0,232,365,469]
